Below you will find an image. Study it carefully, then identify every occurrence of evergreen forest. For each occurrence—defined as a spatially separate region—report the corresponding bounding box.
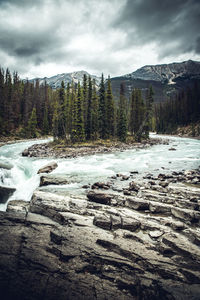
[155,80,200,135]
[0,68,154,143]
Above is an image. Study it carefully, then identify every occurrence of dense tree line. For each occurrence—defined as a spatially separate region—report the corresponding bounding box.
[0,67,154,142]
[155,80,200,134]
[0,67,56,137]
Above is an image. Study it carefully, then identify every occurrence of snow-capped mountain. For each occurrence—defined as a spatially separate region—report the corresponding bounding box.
[31,70,101,89]
[124,60,200,84]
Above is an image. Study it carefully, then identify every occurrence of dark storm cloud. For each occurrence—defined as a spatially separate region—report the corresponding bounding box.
[114,0,200,57]
[0,0,40,6]
[0,0,199,78]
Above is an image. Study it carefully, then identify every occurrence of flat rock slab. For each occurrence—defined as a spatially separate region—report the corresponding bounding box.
[40,174,73,186]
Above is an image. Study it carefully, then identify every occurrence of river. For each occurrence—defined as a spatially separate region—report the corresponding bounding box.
[0,134,200,211]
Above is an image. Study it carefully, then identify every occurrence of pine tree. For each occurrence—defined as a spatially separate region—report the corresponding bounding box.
[91,79,99,140]
[117,83,127,142]
[98,74,106,139]
[105,76,115,138]
[82,74,88,132]
[42,105,49,135]
[144,86,154,138]
[64,82,71,140]
[26,107,37,138]
[52,99,59,140]
[71,81,78,143]
[85,76,92,139]
[57,81,66,138]
[129,88,145,141]
[75,82,85,142]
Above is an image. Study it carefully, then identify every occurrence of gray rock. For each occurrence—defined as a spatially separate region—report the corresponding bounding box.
[149,202,171,214]
[121,216,140,232]
[91,181,111,189]
[87,191,112,205]
[6,200,29,213]
[0,168,200,300]
[93,214,111,230]
[125,198,149,210]
[0,185,16,203]
[149,230,164,239]
[129,181,140,192]
[22,148,29,156]
[37,161,58,174]
[171,207,200,223]
[40,174,72,186]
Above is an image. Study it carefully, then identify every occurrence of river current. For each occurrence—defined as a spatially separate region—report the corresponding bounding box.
[0,134,200,211]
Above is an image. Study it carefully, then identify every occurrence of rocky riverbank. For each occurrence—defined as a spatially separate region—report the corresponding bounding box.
[0,166,200,299]
[22,137,169,158]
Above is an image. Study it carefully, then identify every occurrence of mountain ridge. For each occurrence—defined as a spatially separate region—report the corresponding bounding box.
[122,59,200,83]
[30,59,200,102]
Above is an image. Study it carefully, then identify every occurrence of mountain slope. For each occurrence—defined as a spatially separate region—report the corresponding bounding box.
[31,70,101,89]
[125,59,200,83]
[110,60,200,102]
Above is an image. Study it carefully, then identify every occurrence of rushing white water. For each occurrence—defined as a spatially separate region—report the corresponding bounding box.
[0,134,200,211]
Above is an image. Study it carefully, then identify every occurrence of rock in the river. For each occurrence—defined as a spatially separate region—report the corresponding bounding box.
[22,148,29,156]
[0,185,16,203]
[40,174,72,186]
[37,161,58,174]
[91,181,111,190]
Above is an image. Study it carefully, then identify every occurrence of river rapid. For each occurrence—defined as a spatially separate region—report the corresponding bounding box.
[0,134,200,211]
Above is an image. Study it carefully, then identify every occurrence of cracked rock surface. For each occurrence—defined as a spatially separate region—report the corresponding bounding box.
[0,169,200,299]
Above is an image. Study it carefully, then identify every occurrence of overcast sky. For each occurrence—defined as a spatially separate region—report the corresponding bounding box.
[0,0,199,79]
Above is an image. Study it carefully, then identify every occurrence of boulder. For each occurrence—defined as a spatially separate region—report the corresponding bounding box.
[87,191,112,205]
[37,162,58,174]
[149,230,164,239]
[129,181,140,192]
[91,182,111,190]
[22,149,29,156]
[121,216,140,232]
[125,198,149,211]
[0,185,16,203]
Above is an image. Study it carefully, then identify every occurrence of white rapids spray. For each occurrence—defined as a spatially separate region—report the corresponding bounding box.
[0,134,200,211]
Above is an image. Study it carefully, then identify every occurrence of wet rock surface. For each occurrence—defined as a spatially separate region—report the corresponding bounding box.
[37,161,58,174]
[0,168,200,299]
[0,185,16,203]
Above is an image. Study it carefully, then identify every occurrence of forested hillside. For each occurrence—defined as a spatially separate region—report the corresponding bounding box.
[0,68,154,143]
[155,79,200,135]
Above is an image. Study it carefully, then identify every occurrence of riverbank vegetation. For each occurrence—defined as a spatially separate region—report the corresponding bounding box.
[0,68,154,143]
